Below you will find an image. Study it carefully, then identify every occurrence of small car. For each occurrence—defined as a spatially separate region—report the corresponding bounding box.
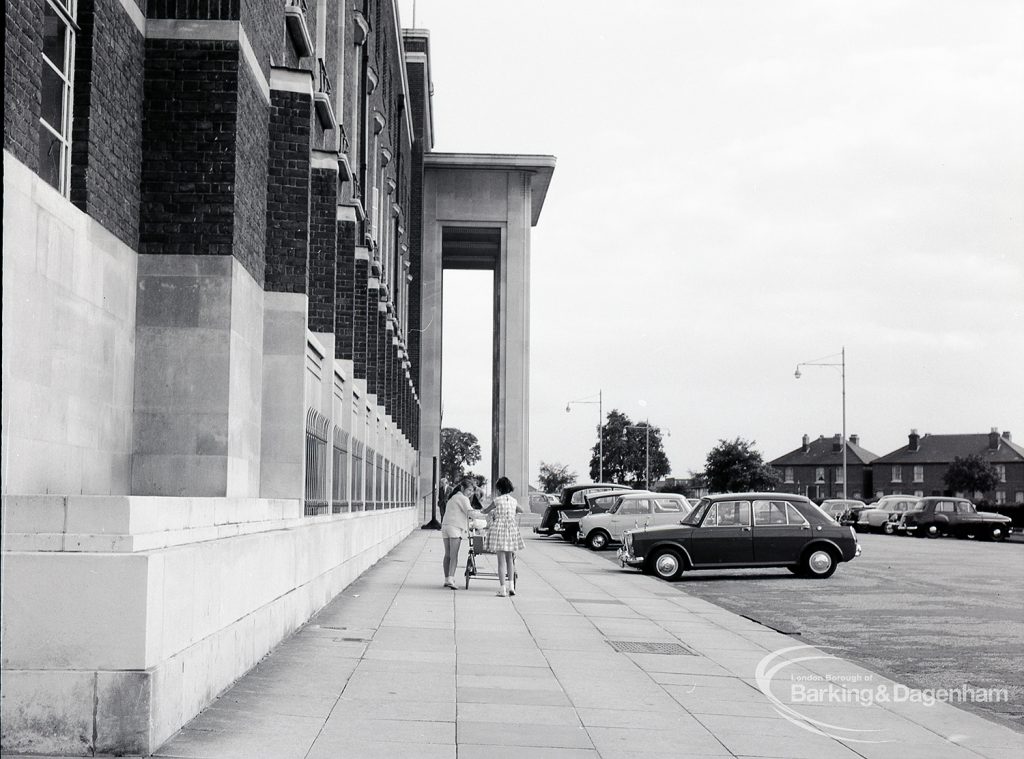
[579,493,692,550]
[618,493,861,580]
[855,495,921,533]
[901,497,1013,540]
[820,499,866,526]
[533,483,631,539]
[528,492,554,514]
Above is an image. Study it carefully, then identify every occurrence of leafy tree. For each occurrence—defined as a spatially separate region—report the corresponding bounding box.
[704,438,780,493]
[538,461,577,493]
[943,455,999,496]
[440,427,481,483]
[587,410,671,486]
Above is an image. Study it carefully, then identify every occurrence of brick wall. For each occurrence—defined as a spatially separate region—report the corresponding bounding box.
[70,0,145,249]
[352,257,369,379]
[265,89,312,293]
[234,66,270,282]
[140,40,266,280]
[336,221,357,358]
[309,167,338,333]
[4,0,43,168]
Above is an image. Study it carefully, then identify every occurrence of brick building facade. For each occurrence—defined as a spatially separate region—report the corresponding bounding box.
[871,428,1024,504]
[1,2,487,754]
[770,434,879,501]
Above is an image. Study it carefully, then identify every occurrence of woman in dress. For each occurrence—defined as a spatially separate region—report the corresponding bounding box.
[483,476,525,597]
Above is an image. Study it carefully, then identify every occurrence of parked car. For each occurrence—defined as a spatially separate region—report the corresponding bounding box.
[819,499,867,526]
[528,492,554,514]
[533,483,631,539]
[900,497,1013,540]
[855,495,921,533]
[557,489,637,544]
[580,492,692,550]
[617,493,861,580]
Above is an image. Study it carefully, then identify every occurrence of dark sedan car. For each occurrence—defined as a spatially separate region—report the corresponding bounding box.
[533,483,630,539]
[617,492,861,580]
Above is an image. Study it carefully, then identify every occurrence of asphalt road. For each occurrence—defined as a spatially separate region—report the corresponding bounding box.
[590,531,1024,732]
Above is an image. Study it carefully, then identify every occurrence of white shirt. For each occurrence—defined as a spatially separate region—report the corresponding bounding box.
[441,491,476,538]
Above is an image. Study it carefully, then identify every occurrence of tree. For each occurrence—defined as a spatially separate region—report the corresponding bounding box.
[587,410,671,486]
[943,455,999,496]
[440,427,481,483]
[538,461,577,493]
[704,438,780,493]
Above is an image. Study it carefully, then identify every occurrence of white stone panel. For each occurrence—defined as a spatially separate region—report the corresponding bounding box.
[2,153,137,496]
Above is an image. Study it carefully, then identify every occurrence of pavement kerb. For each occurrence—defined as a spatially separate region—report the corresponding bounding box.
[93,527,1024,758]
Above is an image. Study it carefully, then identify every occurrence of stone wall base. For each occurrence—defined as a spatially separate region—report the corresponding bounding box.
[1,496,417,755]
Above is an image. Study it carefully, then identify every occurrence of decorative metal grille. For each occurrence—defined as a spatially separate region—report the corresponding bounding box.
[304,408,330,515]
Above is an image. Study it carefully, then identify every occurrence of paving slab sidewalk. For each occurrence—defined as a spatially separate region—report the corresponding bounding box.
[138,528,1024,759]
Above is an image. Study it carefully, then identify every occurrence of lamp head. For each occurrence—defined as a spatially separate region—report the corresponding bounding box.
[565,404,571,413]
[794,367,802,379]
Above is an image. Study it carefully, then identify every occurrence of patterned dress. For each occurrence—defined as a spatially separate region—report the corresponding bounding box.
[485,494,525,552]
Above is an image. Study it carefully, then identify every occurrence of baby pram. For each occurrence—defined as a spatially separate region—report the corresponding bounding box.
[464,516,519,590]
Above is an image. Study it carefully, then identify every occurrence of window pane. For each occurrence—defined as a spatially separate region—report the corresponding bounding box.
[43,3,67,68]
[41,64,65,131]
[37,123,62,190]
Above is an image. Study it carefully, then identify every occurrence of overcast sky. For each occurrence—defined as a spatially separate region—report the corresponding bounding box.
[399,0,1024,489]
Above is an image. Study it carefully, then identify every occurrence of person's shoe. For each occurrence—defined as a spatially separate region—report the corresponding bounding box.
[496,587,508,597]
[444,579,456,589]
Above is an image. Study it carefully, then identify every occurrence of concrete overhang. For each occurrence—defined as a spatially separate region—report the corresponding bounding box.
[423,152,556,226]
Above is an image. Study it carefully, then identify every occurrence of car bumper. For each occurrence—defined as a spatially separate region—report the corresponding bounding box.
[617,547,644,567]
[855,543,862,558]
[533,527,554,535]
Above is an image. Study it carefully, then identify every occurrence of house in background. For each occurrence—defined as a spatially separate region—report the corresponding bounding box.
[871,428,1024,504]
[770,434,879,501]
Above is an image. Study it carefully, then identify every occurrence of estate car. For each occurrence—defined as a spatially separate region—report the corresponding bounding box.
[579,492,692,550]
[618,493,861,580]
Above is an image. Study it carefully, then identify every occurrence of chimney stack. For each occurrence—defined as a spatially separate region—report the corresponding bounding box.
[850,434,859,446]
[802,434,810,453]
[832,433,842,452]
[1003,431,1012,442]
[909,429,920,452]
[989,427,1000,450]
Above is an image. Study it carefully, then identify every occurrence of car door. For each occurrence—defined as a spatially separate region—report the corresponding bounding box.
[651,497,686,528]
[688,500,753,565]
[608,499,647,541]
[751,499,806,563]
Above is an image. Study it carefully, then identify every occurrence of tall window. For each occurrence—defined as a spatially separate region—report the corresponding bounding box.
[784,467,793,484]
[814,467,825,483]
[40,0,76,194]
[913,465,924,483]
[892,465,902,483]
[835,467,845,484]
[995,464,1006,483]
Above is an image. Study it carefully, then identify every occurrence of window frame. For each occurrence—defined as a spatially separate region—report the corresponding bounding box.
[39,0,77,195]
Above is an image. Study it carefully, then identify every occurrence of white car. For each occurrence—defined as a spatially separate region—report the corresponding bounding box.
[579,493,692,550]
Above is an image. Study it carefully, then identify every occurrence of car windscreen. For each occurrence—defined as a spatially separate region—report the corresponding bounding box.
[682,499,711,525]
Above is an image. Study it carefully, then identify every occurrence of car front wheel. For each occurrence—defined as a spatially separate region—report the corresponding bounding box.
[883,522,896,535]
[801,548,837,579]
[925,523,942,539]
[649,548,684,581]
[989,525,1007,542]
[587,530,610,551]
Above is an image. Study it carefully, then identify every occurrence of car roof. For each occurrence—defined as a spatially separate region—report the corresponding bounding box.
[705,492,810,502]
[563,483,629,495]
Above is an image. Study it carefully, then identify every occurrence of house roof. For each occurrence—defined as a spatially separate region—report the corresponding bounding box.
[873,433,1024,464]
[770,435,880,467]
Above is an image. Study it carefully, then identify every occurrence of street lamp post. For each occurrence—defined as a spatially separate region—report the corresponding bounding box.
[794,347,847,499]
[566,390,603,482]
